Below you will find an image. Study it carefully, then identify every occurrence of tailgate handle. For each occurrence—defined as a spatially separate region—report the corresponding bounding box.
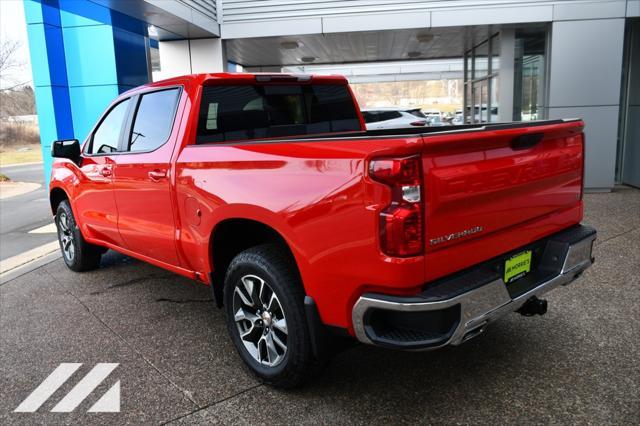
[511,133,544,150]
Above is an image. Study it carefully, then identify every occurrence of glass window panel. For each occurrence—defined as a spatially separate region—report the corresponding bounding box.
[481,83,489,123]
[490,76,499,122]
[197,84,360,143]
[514,28,547,121]
[474,41,489,79]
[473,85,481,123]
[129,89,180,152]
[465,84,472,123]
[490,34,501,75]
[89,99,130,154]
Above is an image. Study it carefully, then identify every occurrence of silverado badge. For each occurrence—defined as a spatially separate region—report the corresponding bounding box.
[430,226,485,246]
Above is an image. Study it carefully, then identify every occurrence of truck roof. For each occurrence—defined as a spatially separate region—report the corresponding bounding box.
[129,72,350,94]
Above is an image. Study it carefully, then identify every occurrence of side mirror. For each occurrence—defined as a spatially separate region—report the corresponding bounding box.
[52,139,81,163]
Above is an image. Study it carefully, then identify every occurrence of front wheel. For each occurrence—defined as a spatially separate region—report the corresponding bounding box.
[223,244,316,388]
[56,200,102,272]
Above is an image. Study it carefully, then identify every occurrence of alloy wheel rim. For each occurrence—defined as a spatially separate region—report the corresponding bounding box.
[58,212,75,261]
[232,274,288,367]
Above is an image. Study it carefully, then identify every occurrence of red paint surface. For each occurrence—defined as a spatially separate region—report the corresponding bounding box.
[50,73,585,332]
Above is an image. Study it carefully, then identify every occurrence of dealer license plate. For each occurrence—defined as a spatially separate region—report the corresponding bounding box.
[504,250,532,284]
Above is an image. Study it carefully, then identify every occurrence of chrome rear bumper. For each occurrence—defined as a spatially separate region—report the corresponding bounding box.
[352,225,596,350]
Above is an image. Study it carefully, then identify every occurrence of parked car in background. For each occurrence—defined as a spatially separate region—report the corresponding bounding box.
[463,105,500,123]
[427,114,448,127]
[422,110,445,127]
[49,73,595,388]
[361,107,428,130]
[452,110,464,125]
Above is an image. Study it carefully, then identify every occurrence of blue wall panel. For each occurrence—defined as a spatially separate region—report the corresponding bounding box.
[24,0,149,185]
[24,0,72,184]
[58,0,112,27]
[113,28,149,88]
[24,0,61,26]
[62,25,118,87]
[68,85,120,142]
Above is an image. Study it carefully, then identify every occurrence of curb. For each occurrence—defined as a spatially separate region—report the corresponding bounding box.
[0,242,61,284]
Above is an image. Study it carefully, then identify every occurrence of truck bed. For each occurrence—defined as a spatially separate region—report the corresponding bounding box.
[210,119,579,143]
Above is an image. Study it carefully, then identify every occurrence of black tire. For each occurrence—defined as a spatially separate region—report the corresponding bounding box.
[223,244,316,388]
[55,200,102,272]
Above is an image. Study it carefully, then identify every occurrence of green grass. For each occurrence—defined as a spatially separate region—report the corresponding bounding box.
[0,173,10,182]
[0,145,42,166]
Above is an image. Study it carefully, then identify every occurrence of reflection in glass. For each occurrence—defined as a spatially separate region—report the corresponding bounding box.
[481,83,488,123]
[475,41,489,79]
[490,76,499,123]
[514,28,546,121]
[464,34,500,124]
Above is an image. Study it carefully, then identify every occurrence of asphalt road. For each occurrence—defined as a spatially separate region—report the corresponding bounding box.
[0,163,55,261]
[0,188,638,424]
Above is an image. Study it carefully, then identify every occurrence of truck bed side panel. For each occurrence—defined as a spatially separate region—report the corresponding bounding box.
[175,137,427,328]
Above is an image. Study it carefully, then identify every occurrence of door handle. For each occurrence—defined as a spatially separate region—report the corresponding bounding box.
[100,167,112,177]
[148,169,168,181]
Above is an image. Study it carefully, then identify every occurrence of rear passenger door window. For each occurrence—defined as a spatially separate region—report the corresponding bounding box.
[127,88,180,153]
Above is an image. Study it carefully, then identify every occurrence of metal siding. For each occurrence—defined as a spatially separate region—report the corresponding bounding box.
[179,0,217,21]
[220,0,594,23]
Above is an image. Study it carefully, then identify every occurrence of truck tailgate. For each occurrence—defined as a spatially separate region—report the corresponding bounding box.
[422,120,585,281]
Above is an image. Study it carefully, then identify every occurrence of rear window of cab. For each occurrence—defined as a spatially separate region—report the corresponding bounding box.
[196,84,361,144]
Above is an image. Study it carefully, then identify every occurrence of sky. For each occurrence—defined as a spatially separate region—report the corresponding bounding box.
[0,0,33,89]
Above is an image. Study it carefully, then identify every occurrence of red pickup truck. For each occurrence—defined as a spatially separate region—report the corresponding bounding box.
[49,73,596,387]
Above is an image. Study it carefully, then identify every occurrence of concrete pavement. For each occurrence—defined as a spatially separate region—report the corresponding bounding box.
[0,163,55,261]
[1,187,638,424]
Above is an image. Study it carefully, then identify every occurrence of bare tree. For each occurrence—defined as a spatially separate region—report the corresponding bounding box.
[0,37,34,118]
[0,38,22,78]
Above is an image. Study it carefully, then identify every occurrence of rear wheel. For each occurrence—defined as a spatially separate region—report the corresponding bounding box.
[56,200,102,272]
[223,244,315,388]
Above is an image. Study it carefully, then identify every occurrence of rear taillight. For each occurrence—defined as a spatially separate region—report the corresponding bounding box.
[369,155,424,257]
[410,120,427,127]
[580,133,585,200]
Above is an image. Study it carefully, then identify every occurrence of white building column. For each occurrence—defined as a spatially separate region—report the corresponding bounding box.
[156,38,227,80]
[498,28,516,122]
[157,40,191,80]
[190,38,227,73]
[547,19,626,190]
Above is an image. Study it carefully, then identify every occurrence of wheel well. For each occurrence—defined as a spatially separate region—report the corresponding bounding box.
[50,188,69,216]
[210,219,297,302]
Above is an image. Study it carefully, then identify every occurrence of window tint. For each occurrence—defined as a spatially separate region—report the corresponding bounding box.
[384,111,402,120]
[129,88,180,152]
[197,84,360,144]
[361,111,377,123]
[89,99,130,154]
[361,110,402,123]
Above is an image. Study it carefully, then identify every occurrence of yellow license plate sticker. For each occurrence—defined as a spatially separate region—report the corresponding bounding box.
[504,250,532,284]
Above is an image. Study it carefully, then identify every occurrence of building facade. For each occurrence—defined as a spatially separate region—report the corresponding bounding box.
[24,0,640,190]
